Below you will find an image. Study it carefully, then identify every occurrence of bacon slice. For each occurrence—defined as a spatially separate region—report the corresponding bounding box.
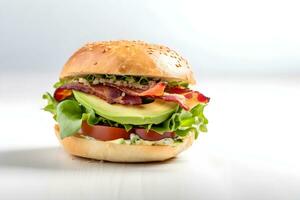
[161,87,210,110]
[167,86,210,103]
[53,82,209,110]
[138,82,166,96]
[160,92,209,111]
[160,94,190,110]
[54,83,142,105]
[104,82,167,97]
[166,86,191,94]
[182,91,210,104]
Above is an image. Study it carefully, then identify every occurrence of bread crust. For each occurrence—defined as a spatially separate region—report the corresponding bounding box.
[60,40,196,84]
[54,125,194,162]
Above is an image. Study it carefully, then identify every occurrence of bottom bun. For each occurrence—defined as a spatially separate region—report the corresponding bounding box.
[54,125,194,162]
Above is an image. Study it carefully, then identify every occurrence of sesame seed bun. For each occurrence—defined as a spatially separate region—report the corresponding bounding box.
[60,40,196,84]
[55,125,194,162]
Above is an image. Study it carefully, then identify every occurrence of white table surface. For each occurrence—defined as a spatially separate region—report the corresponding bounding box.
[0,74,300,200]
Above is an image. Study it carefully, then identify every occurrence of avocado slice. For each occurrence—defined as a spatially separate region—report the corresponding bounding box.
[73,91,178,125]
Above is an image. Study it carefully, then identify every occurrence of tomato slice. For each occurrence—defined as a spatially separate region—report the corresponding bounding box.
[134,128,175,141]
[81,121,131,141]
[81,122,175,142]
[54,88,72,101]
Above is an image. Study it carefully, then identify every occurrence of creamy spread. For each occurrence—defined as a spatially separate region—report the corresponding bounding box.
[77,133,183,147]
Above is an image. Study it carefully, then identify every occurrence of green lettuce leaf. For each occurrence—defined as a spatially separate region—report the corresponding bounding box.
[168,81,189,88]
[79,75,152,86]
[53,80,68,88]
[81,107,100,125]
[42,92,58,119]
[123,124,133,132]
[56,100,83,138]
[151,104,208,139]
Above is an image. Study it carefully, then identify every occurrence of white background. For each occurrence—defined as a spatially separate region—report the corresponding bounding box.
[1,0,300,199]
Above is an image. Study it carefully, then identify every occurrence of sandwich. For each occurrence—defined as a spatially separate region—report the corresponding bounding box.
[43,40,209,162]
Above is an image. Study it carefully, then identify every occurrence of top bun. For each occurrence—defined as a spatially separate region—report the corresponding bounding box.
[60,40,196,84]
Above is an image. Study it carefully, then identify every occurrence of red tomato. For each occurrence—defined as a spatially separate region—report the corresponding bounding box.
[54,88,72,101]
[81,121,131,141]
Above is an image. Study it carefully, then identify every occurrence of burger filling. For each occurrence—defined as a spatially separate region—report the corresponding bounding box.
[43,75,209,145]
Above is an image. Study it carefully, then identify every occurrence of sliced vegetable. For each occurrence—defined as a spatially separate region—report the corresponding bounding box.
[54,88,72,102]
[73,90,178,125]
[81,121,131,141]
